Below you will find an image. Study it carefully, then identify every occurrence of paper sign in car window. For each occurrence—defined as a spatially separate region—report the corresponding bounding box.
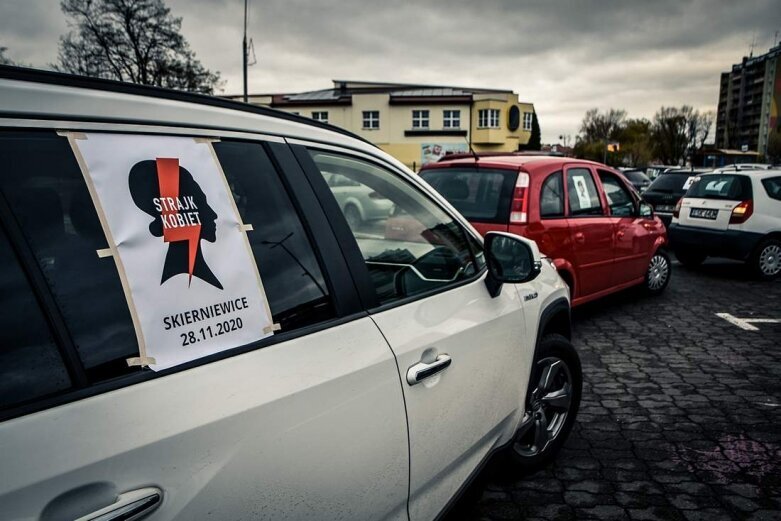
[572,174,593,210]
[66,133,274,371]
[682,176,697,190]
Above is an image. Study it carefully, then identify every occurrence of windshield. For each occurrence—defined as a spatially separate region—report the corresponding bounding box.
[420,167,516,223]
[646,173,692,193]
[623,170,650,183]
[686,174,753,200]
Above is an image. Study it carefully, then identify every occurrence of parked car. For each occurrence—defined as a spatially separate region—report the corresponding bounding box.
[322,171,393,229]
[0,66,581,521]
[642,168,711,227]
[419,155,671,307]
[669,170,781,279]
[712,163,772,173]
[646,164,680,180]
[619,168,652,193]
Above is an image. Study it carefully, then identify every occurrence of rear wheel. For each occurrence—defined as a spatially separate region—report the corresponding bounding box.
[645,250,671,294]
[675,249,706,268]
[506,334,582,473]
[751,239,781,280]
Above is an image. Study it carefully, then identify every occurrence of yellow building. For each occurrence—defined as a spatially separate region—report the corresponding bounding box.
[230,80,536,171]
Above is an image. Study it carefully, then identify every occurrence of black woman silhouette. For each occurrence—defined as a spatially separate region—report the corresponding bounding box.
[129,158,223,289]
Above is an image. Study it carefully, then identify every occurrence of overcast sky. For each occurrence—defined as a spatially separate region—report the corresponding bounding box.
[1,0,779,142]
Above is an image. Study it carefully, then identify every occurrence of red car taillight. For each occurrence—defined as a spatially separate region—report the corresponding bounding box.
[673,199,682,218]
[510,172,530,224]
[729,200,753,224]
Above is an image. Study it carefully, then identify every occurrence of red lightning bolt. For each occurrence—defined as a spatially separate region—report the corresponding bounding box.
[156,158,201,285]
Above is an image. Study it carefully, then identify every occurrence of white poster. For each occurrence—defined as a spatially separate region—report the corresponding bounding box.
[571,174,592,210]
[71,133,273,371]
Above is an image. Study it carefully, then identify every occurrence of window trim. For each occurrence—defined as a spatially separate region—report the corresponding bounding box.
[362,111,380,130]
[411,109,430,129]
[443,109,461,129]
[0,127,365,423]
[762,176,781,201]
[477,108,500,129]
[311,111,328,124]
[523,112,533,131]
[297,145,489,316]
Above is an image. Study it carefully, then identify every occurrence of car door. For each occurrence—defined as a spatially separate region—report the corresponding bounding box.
[0,130,409,520]
[564,165,614,298]
[597,169,657,285]
[297,146,531,521]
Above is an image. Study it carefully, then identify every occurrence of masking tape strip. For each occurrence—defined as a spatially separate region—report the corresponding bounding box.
[57,131,88,140]
[194,137,221,143]
[96,248,113,258]
[263,323,282,334]
[240,223,254,232]
[127,356,157,367]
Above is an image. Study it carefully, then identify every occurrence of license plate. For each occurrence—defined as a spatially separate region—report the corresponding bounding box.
[655,204,674,212]
[690,208,718,220]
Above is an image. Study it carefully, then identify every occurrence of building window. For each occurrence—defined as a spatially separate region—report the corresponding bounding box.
[523,112,533,131]
[312,111,328,123]
[478,109,500,128]
[443,110,461,128]
[363,111,380,130]
[412,110,430,129]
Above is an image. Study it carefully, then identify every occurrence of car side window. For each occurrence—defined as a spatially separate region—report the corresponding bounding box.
[213,141,335,331]
[0,131,140,383]
[762,177,781,201]
[567,168,603,216]
[539,171,564,218]
[308,151,479,306]
[0,225,72,412]
[598,171,635,217]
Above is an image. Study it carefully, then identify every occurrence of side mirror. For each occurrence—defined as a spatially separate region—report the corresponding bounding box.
[484,232,542,298]
[638,201,653,218]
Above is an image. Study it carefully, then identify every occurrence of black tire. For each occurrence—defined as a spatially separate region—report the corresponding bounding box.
[675,249,706,268]
[644,249,671,295]
[343,204,362,229]
[505,334,582,473]
[750,238,781,280]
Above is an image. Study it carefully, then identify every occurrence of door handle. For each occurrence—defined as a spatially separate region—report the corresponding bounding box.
[74,487,162,521]
[407,354,452,385]
[617,230,625,238]
[574,232,585,244]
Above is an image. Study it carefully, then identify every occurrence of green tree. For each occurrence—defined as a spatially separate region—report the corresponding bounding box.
[618,118,653,168]
[527,111,541,150]
[55,0,221,94]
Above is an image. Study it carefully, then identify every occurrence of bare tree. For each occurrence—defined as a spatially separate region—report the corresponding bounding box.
[0,46,15,65]
[686,109,715,155]
[579,108,627,142]
[55,0,221,94]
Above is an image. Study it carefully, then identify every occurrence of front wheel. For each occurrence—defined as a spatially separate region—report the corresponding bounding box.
[506,334,582,473]
[644,250,671,295]
[751,239,781,280]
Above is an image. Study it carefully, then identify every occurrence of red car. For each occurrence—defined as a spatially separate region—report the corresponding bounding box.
[419,154,670,306]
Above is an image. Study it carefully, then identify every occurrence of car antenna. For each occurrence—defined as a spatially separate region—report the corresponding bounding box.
[464,135,479,162]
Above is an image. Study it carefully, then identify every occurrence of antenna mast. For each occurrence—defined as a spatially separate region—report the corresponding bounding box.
[243,0,249,102]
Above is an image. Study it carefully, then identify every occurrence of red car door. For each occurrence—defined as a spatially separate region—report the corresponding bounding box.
[597,170,656,286]
[565,166,614,300]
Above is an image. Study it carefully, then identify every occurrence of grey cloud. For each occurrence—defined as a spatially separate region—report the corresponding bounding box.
[1,0,779,141]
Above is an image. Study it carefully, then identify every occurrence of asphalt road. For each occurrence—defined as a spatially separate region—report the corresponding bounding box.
[452,259,781,521]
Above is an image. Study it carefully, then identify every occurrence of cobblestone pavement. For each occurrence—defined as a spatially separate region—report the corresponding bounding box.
[453,259,781,521]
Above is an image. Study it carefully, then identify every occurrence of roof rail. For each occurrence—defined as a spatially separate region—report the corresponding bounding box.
[0,65,372,145]
[436,150,563,162]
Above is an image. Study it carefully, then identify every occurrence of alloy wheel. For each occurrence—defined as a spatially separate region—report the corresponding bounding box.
[514,357,573,457]
[647,253,669,290]
[759,244,781,276]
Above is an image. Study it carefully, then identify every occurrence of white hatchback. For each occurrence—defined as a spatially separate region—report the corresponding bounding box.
[669,170,781,279]
[0,66,579,520]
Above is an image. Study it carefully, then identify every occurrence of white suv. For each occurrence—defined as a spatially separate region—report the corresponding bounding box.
[0,67,579,521]
[669,170,781,279]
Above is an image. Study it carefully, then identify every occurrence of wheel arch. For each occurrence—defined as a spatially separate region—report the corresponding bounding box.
[536,297,571,344]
